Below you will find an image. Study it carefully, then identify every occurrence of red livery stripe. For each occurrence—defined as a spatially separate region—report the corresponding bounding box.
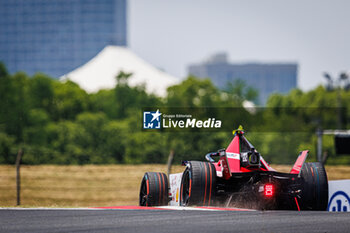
[203,162,208,206]
[208,163,212,206]
[157,172,161,204]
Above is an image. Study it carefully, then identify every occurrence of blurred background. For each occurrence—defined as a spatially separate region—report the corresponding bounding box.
[0,0,350,207]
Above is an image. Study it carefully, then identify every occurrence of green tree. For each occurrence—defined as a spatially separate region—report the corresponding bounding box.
[4,72,30,141]
[166,76,221,107]
[90,89,118,119]
[29,73,54,116]
[52,80,90,120]
[124,131,166,164]
[114,71,161,119]
[46,120,87,164]
[99,120,127,163]
[0,132,16,164]
[23,109,50,146]
[224,79,259,105]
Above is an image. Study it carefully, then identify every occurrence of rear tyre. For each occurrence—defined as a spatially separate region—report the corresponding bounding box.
[299,162,328,210]
[180,161,216,206]
[139,172,169,206]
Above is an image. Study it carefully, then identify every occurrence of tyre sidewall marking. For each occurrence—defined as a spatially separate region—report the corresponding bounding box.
[161,173,165,205]
[312,163,321,207]
[203,162,208,206]
[156,172,162,204]
[145,174,150,207]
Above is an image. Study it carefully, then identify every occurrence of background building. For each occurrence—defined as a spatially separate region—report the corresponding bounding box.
[0,0,127,78]
[188,53,297,104]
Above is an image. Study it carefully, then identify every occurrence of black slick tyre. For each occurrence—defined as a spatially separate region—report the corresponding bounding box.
[180,161,216,206]
[139,172,168,206]
[299,162,328,210]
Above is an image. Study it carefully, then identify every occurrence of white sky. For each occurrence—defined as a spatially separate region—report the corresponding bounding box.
[129,0,350,90]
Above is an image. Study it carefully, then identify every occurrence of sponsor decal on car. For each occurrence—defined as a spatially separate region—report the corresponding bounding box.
[169,173,183,206]
[226,152,240,160]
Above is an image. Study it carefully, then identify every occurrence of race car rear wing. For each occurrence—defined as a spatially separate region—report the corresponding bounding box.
[290,150,309,177]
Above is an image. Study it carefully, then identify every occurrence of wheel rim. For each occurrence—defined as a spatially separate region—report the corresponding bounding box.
[139,178,148,206]
[181,169,190,206]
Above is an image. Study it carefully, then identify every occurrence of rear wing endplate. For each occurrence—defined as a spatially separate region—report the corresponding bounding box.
[290,150,309,176]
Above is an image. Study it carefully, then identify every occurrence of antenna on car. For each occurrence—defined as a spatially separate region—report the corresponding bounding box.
[232,125,244,135]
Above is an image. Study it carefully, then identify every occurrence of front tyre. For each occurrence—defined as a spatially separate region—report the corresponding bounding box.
[300,162,328,210]
[139,172,168,206]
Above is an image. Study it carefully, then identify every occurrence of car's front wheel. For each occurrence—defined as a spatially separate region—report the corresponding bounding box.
[139,172,168,206]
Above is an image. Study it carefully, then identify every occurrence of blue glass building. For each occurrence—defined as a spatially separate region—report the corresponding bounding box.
[0,0,127,78]
[188,53,297,105]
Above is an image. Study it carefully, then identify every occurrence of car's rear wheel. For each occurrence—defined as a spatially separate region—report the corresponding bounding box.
[139,172,168,206]
[299,162,328,210]
[180,161,216,206]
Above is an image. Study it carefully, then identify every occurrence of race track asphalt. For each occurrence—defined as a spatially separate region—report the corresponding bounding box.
[0,209,349,233]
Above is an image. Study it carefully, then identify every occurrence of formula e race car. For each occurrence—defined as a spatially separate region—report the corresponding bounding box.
[139,127,329,210]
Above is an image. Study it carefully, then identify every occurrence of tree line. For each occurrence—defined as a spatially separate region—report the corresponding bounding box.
[0,63,349,165]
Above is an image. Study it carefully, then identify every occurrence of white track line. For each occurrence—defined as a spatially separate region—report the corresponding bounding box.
[158,206,219,211]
